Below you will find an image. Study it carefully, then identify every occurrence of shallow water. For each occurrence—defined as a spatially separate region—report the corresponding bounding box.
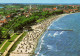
[34,13,80,56]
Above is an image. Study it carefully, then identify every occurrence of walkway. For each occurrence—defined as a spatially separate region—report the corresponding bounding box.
[0,34,14,51]
[2,33,23,56]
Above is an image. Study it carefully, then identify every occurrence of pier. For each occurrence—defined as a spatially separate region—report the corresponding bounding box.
[47,29,73,31]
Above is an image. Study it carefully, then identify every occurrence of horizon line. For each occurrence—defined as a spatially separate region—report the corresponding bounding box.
[0,3,80,5]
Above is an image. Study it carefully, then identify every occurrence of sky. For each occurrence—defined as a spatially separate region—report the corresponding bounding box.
[0,0,80,4]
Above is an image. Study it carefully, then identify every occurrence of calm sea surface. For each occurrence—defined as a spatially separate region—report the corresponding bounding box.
[34,13,80,56]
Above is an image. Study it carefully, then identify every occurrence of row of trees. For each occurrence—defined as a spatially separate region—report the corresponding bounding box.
[1,10,63,38]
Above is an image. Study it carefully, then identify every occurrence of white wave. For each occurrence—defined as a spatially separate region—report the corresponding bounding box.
[42,42,44,45]
[53,31,64,37]
[53,31,59,37]
[47,24,52,29]
[60,31,64,35]
[36,31,48,56]
[47,45,53,50]
[48,33,51,36]
[47,45,61,52]
[47,26,50,29]
[57,27,62,29]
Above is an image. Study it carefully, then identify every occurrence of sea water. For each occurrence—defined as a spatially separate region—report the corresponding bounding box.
[34,13,80,56]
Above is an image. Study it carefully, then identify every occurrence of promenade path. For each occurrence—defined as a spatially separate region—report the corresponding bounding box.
[2,33,23,56]
[0,34,14,51]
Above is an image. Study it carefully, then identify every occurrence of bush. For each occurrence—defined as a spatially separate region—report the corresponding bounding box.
[0,41,2,44]
[6,34,10,39]
[36,18,44,23]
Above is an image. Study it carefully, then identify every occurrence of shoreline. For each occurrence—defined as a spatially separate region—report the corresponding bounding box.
[33,14,69,56]
[9,14,68,56]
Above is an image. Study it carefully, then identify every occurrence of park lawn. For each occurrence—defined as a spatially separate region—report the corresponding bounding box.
[0,41,11,53]
[0,34,18,53]
[0,33,14,48]
[6,32,27,56]
[8,34,18,41]
[9,32,27,52]
[0,39,6,48]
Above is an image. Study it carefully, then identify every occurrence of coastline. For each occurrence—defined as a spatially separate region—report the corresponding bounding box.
[9,14,68,56]
[33,14,69,56]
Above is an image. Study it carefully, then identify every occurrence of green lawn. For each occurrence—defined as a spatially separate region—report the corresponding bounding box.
[8,34,18,41]
[0,40,6,48]
[0,34,18,53]
[9,32,27,52]
[0,33,14,48]
[6,32,27,56]
[0,41,11,53]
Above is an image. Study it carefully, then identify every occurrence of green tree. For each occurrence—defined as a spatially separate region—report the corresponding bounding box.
[0,28,2,39]
[6,34,10,39]
[0,41,1,44]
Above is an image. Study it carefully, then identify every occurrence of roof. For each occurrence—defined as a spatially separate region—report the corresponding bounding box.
[6,15,10,18]
[0,19,7,23]
[53,8,57,10]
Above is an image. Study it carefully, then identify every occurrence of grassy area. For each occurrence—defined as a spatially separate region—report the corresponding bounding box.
[6,32,27,56]
[36,18,45,23]
[9,32,27,51]
[0,33,14,48]
[8,34,18,41]
[0,40,6,48]
[0,41,11,53]
[0,34,18,53]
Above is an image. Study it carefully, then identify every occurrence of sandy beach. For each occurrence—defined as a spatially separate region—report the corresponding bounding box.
[9,14,68,56]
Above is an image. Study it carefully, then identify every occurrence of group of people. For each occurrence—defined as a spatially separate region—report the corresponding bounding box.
[10,15,63,56]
